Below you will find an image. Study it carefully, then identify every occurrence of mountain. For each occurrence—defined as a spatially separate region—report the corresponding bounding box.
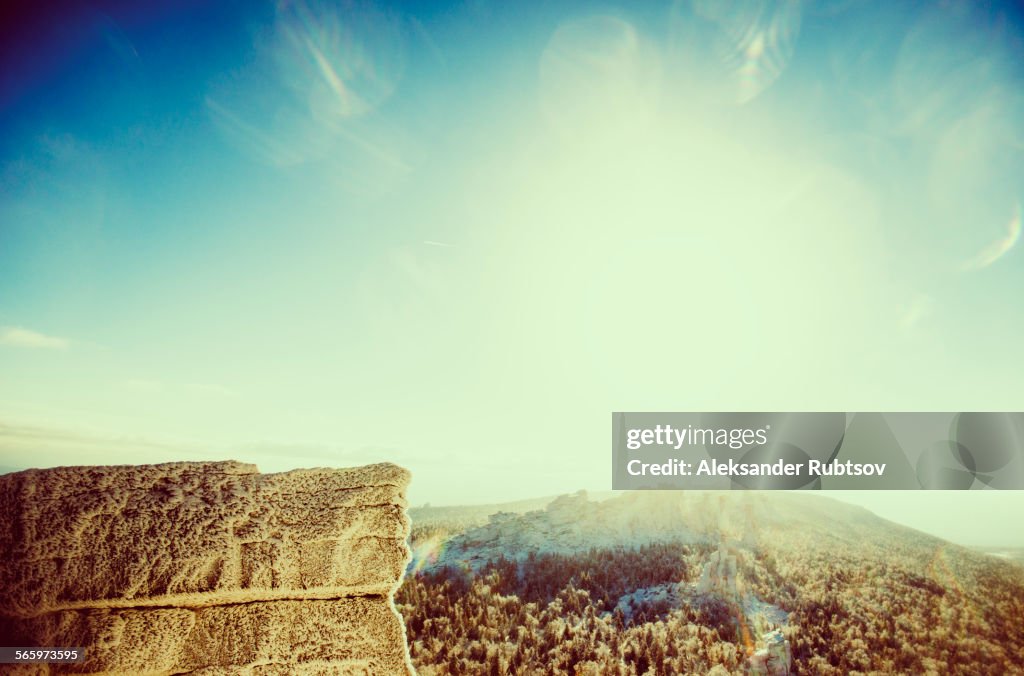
[972,546,1024,566]
[420,490,892,570]
[398,490,1024,675]
[408,495,560,530]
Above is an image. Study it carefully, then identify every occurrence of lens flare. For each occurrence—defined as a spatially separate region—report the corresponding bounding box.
[961,203,1021,271]
[539,15,660,137]
[410,531,449,575]
[689,0,802,104]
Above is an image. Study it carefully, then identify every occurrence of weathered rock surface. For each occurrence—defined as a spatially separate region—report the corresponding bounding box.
[0,461,413,675]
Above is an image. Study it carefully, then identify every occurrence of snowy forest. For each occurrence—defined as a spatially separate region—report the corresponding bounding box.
[396,493,1024,675]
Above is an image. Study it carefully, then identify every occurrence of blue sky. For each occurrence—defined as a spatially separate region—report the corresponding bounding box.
[2,0,1024,534]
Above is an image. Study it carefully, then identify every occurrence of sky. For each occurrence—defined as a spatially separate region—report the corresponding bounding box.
[2,0,1024,544]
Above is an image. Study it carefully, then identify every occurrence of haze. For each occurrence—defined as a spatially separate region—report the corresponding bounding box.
[2,2,1023,545]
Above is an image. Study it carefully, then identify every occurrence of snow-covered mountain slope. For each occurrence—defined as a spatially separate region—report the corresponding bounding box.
[430,490,707,568]
[423,489,884,570]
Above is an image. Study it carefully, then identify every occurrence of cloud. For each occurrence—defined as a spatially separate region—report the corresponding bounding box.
[0,421,209,471]
[0,326,70,349]
[0,420,410,477]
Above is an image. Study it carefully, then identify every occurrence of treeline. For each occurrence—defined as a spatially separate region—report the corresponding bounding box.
[486,544,709,608]
[398,526,1024,675]
[761,536,1024,674]
[397,552,745,675]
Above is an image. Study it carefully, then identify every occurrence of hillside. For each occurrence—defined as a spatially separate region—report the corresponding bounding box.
[397,491,1024,675]
[421,491,886,569]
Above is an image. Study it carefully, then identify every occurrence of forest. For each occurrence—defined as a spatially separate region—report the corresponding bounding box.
[396,499,1024,675]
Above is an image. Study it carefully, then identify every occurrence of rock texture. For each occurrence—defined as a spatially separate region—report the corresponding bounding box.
[0,461,413,675]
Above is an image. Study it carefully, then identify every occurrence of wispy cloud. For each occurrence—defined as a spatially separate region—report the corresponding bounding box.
[0,420,408,476]
[0,421,209,471]
[0,326,70,350]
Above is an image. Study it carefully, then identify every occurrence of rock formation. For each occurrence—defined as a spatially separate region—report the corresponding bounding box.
[696,541,739,597]
[749,629,792,675]
[431,491,707,570]
[0,460,413,675]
